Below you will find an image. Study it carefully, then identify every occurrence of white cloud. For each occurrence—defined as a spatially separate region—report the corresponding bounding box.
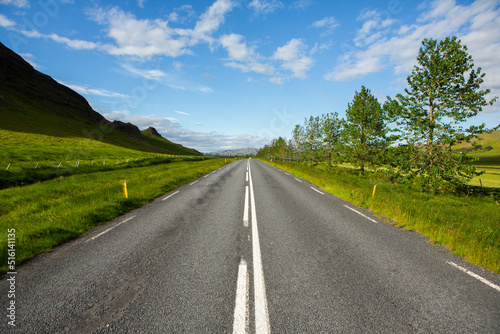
[121,64,168,81]
[88,7,190,58]
[198,86,214,93]
[120,63,213,93]
[310,41,333,55]
[19,53,41,69]
[249,0,283,15]
[0,14,15,28]
[17,29,99,50]
[324,56,382,81]
[219,33,255,61]
[354,8,397,47]
[87,0,233,58]
[102,113,268,152]
[0,0,29,8]
[269,76,285,85]
[312,16,339,35]
[168,5,195,24]
[291,0,313,10]
[58,81,129,98]
[219,33,276,76]
[46,33,98,50]
[191,0,233,45]
[219,35,314,82]
[273,38,313,79]
[174,110,191,116]
[224,61,275,76]
[325,0,500,97]
[137,0,146,8]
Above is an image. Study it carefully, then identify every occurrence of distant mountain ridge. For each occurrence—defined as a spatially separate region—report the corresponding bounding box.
[208,148,258,156]
[0,42,201,156]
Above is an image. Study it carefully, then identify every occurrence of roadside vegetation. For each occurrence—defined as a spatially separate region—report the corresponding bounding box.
[257,37,500,273]
[0,129,208,189]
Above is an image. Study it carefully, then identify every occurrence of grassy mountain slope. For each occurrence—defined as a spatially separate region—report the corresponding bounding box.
[454,130,500,164]
[141,127,200,156]
[0,42,200,156]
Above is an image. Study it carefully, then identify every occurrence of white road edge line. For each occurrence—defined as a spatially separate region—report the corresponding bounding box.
[447,261,500,292]
[248,161,271,334]
[190,180,198,186]
[233,258,249,334]
[243,185,249,227]
[310,187,324,195]
[294,178,302,183]
[86,215,136,242]
[343,205,378,224]
[162,190,179,201]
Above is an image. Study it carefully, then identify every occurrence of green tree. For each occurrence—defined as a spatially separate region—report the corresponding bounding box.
[303,116,323,165]
[256,144,270,160]
[384,37,497,189]
[290,124,305,161]
[343,86,388,174]
[321,112,343,167]
[274,136,288,162]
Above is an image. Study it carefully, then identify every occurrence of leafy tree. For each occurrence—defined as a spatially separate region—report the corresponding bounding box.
[290,124,305,161]
[384,37,497,189]
[303,116,323,165]
[343,86,388,174]
[256,144,270,160]
[256,136,289,161]
[321,112,343,167]
[274,136,288,162]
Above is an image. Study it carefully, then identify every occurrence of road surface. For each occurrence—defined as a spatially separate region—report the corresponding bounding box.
[1,159,499,333]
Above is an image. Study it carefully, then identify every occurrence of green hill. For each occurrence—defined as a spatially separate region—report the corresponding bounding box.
[0,42,200,156]
[454,129,500,164]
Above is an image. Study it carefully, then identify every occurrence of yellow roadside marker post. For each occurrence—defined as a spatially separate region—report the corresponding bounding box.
[123,181,128,199]
[372,185,377,198]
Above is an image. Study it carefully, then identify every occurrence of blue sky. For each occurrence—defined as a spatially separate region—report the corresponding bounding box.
[1,0,499,152]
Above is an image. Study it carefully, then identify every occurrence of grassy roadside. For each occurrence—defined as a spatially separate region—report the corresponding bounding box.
[262,160,500,273]
[0,156,208,190]
[0,158,231,274]
[469,165,500,188]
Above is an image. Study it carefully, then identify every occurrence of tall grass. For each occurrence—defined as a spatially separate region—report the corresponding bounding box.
[0,159,229,273]
[0,156,209,189]
[0,128,208,189]
[265,160,500,273]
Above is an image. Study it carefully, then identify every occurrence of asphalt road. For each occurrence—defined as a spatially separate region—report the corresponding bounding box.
[1,159,499,333]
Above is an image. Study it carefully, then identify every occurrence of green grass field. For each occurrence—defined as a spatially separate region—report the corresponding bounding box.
[0,129,175,165]
[469,165,500,188]
[455,130,500,188]
[0,129,205,189]
[262,160,500,273]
